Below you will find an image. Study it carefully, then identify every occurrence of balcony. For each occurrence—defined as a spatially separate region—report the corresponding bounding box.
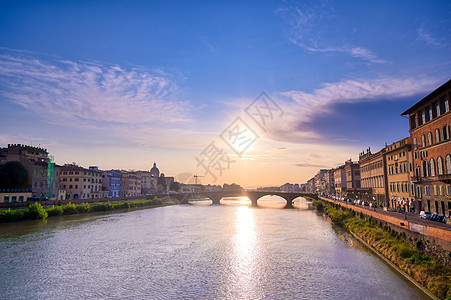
[410,176,422,183]
[438,174,451,183]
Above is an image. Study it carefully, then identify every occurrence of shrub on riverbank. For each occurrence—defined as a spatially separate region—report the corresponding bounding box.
[0,208,25,222]
[312,200,323,210]
[0,203,48,221]
[0,197,171,224]
[62,202,78,215]
[313,200,451,299]
[47,205,63,217]
[25,203,48,220]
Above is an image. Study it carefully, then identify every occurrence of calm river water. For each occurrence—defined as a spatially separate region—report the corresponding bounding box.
[0,197,428,299]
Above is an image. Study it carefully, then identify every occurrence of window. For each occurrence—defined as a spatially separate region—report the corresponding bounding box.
[442,95,449,113]
[427,132,433,145]
[443,125,450,140]
[435,128,441,143]
[410,115,417,130]
[430,158,436,176]
[422,160,429,177]
[435,101,441,117]
[446,154,451,174]
[417,186,422,198]
[437,156,444,175]
[419,110,425,125]
[421,135,426,147]
[413,138,417,150]
[428,106,433,120]
[429,158,435,176]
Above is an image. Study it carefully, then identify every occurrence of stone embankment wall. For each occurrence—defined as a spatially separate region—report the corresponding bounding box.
[0,195,158,209]
[320,197,451,267]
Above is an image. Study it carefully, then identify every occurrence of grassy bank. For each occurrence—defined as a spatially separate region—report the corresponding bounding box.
[0,196,174,223]
[313,200,451,300]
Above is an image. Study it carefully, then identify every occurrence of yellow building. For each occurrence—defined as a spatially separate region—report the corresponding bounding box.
[0,189,32,203]
[385,137,416,212]
[359,148,388,207]
[60,165,102,200]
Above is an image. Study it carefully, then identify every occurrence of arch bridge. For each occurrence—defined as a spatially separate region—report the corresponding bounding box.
[168,191,318,208]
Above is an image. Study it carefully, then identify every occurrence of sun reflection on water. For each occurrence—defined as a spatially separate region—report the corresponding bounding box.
[229,206,260,297]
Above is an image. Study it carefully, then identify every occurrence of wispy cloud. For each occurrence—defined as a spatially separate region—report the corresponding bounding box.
[0,49,193,125]
[289,38,385,64]
[0,48,209,149]
[283,76,437,107]
[0,133,62,148]
[278,4,385,63]
[259,75,439,144]
[334,138,359,142]
[417,28,442,47]
[294,162,328,168]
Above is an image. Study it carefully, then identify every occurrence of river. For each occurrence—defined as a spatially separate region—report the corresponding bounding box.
[0,197,428,299]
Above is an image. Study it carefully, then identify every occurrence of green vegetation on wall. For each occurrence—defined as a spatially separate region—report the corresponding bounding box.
[313,200,451,300]
[0,197,169,223]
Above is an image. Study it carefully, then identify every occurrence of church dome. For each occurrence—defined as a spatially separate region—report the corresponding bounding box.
[150,163,160,177]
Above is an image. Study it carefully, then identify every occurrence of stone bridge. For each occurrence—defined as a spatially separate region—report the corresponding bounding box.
[166,191,318,208]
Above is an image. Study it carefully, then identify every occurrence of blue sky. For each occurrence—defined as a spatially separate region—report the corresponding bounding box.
[0,0,450,187]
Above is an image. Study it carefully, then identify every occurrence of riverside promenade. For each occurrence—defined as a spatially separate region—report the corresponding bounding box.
[320,197,451,251]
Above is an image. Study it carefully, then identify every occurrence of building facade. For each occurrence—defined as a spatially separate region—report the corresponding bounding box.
[359,148,388,207]
[137,170,157,194]
[385,137,416,212]
[3,144,60,199]
[333,165,347,198]
[121,171,140,197]
[401,79,451,216]
[60,165,102,200]
[0,189,32,203]
[102,170,122,197]
[344,159,361,189]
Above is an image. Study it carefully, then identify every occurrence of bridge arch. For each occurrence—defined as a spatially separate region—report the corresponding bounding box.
[171,191,318,207]
[180,194,215,205]
[219,196,251,206]
[253,195,289,208]
[291,195,312,202]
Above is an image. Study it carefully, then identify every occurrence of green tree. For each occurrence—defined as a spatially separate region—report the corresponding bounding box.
[0,169,11,188]
[170,181,181,192]
[0,161,28,188]
[223,183,243,191]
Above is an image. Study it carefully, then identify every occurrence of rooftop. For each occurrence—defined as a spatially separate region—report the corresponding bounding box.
[401,79,451,115]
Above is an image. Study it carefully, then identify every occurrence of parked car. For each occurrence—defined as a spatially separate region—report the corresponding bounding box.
[419,211,431,219]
